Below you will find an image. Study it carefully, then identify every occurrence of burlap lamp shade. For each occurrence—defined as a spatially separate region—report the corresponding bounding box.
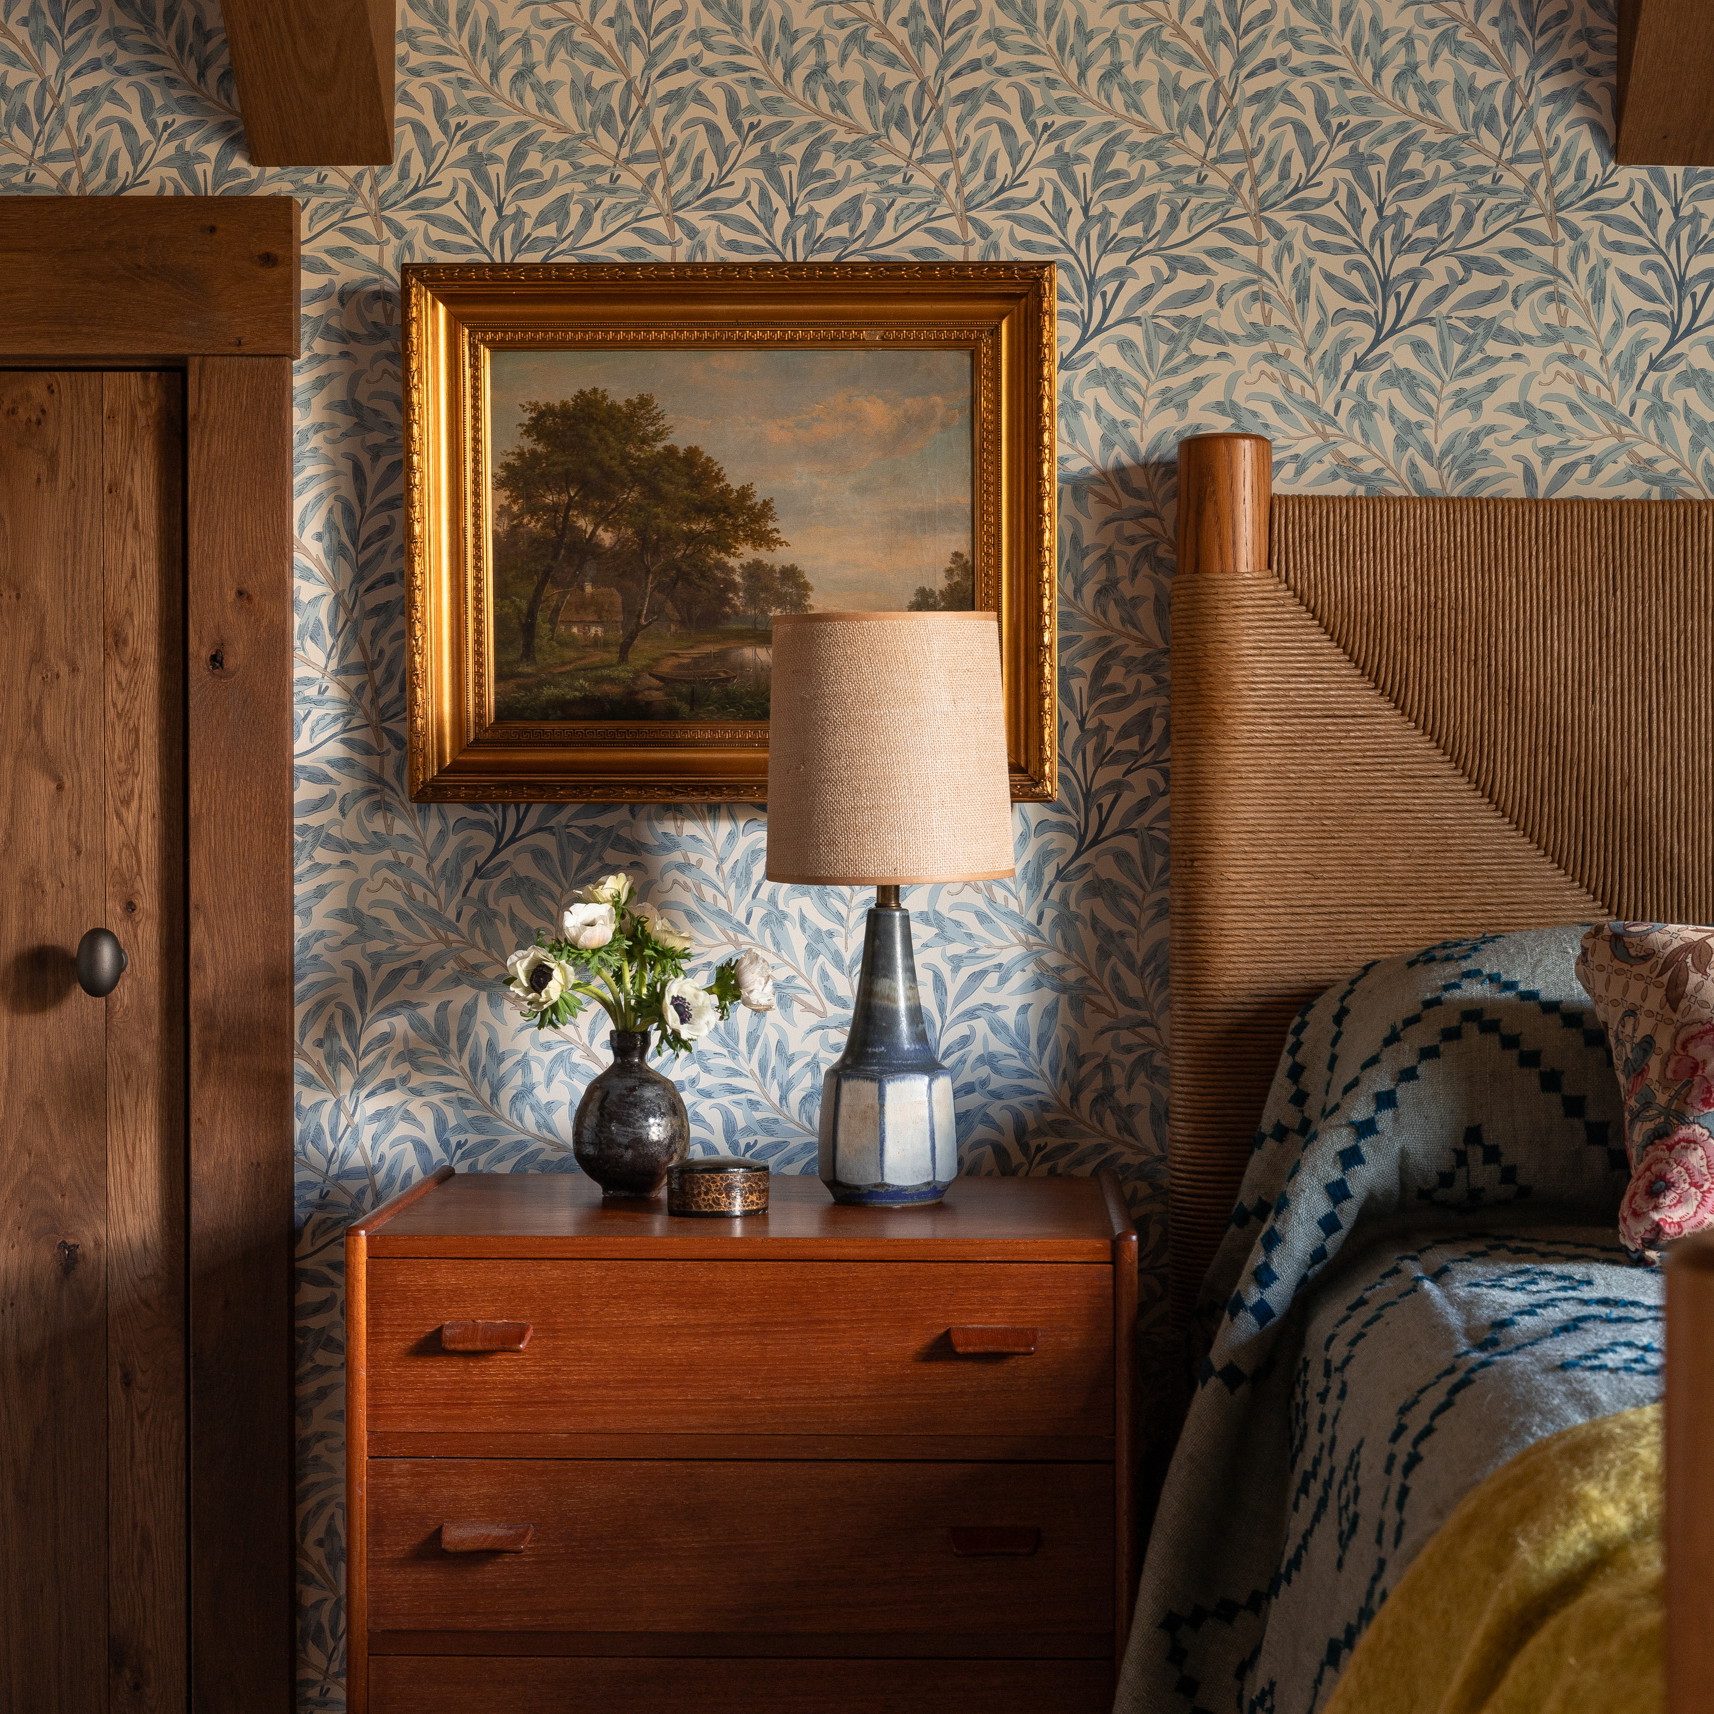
[764,610,1016,1208]
[765,611,1016,885]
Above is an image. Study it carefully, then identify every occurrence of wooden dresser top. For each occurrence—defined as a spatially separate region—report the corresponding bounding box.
[352,1170,1133,1262]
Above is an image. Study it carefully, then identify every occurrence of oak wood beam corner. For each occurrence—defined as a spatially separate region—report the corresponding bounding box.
[220,0,396,167]
[1616,0,1714,167]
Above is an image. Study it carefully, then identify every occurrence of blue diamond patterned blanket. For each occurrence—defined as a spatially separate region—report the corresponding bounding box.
[1117,926,1665,1714]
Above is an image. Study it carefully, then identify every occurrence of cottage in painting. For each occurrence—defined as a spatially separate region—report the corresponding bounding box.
[555,581,623,641]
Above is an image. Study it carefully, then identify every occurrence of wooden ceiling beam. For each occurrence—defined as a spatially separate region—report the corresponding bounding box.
[1617,0,1714,166]
[220,0,395,167]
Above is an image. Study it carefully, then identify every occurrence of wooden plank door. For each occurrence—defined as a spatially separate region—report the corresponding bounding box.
[0,371,186,1712]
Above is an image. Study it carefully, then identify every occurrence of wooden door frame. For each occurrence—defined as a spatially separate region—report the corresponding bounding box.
[0,197,298,1712]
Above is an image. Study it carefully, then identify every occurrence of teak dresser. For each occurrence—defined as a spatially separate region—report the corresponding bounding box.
[345,1168,1138,1712]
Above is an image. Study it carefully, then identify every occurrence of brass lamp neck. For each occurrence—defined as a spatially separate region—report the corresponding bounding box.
[875,884,903,910]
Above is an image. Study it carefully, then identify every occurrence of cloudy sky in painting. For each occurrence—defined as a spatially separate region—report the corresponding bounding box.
[487,347,973,610]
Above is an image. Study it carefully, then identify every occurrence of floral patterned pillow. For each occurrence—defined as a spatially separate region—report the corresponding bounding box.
[1577,922,1714,1262]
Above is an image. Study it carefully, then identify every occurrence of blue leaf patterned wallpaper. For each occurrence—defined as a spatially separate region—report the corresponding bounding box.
[0,0,1689,1703]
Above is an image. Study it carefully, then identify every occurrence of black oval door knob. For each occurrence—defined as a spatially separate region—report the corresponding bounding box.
[76,928,128,998]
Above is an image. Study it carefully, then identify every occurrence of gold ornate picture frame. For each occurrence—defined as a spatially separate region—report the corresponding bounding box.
[403,262,1057,802]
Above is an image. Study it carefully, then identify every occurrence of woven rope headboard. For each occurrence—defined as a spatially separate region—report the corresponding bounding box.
[1168,434,1714,1318]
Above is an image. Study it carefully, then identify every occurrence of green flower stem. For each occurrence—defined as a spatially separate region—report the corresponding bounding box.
[564,979,633,1033]
[594,969,634,1031]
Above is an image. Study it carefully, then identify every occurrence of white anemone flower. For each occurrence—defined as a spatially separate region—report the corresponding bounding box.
[660,976,716,1041]
[579,871,634,908]
[561,901,616,949]
[506,946,571,1013]
[635,901,695,953]
[733,948,776,1012]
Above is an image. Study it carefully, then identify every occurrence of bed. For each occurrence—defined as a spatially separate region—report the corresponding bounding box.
[1121,434,1714,1714]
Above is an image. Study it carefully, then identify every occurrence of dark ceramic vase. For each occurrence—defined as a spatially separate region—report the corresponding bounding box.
[572,1029,689,1199]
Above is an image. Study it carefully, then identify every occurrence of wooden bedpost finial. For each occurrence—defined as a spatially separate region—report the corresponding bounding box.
[1177,433,1272,576]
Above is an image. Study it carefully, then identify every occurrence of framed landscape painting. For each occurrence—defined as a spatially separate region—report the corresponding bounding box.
[404,262,1056,802]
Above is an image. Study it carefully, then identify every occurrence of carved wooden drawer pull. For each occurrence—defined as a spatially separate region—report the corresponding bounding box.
[948,1325,1039,1355]
[949,1526,1041,1557]
[438,1320,532,1352]
[438,1521,535,1553]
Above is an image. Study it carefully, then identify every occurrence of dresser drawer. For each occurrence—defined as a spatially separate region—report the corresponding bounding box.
[364,1259,1113,1438]
[370,1654,1113,1712]
[365,1457,1113,1636]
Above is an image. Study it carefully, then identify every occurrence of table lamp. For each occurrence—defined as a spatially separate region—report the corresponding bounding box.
[766,611,1016,1206]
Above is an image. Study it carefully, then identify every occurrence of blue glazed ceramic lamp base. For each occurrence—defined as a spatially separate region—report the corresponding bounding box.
[819,889,958,1206]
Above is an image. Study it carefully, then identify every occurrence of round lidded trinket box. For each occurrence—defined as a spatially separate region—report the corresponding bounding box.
[666,1155,770,1217]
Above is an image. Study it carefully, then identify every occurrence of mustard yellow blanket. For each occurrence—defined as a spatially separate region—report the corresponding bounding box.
[1325,1404,1663,1714]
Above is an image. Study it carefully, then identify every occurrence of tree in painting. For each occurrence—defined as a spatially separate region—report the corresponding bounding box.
[608,442,784,664]
[492,390,802,720]
[738,558,814,629]
[908,549,975,611]
[495,390,671,668]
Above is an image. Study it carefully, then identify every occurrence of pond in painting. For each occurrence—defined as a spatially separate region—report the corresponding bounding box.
[486,347,974,723]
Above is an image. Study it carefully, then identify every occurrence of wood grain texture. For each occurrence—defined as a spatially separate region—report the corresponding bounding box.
[348,1221,371,1714]
[366,1458,1112,1634]
[102,371,188,1714]
[369,1654,1114,1712]
[1176,432,1271,575]
[1616,0,1714,165]
[0,205,298,1713]
[221,0,396,166]
[1107,1174,1139,1659]
[363,1170,1117,1259]
[185,354,295,1714]
[365,1257,1113,1437]
[949,1526,1041,1556]
[0,198,298,356]
[948,1325,1040,1354]
[1668,1232,1714,1714]
[438,1318,532,1350]
[366,1430,1116,1461]
[348,1171,1134,1709]
[437,1522,534,1553]
[0,371,110,1713]
[0,371,189,1710]
[368,1631,1109,1658]
[358,1162,455,1234]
